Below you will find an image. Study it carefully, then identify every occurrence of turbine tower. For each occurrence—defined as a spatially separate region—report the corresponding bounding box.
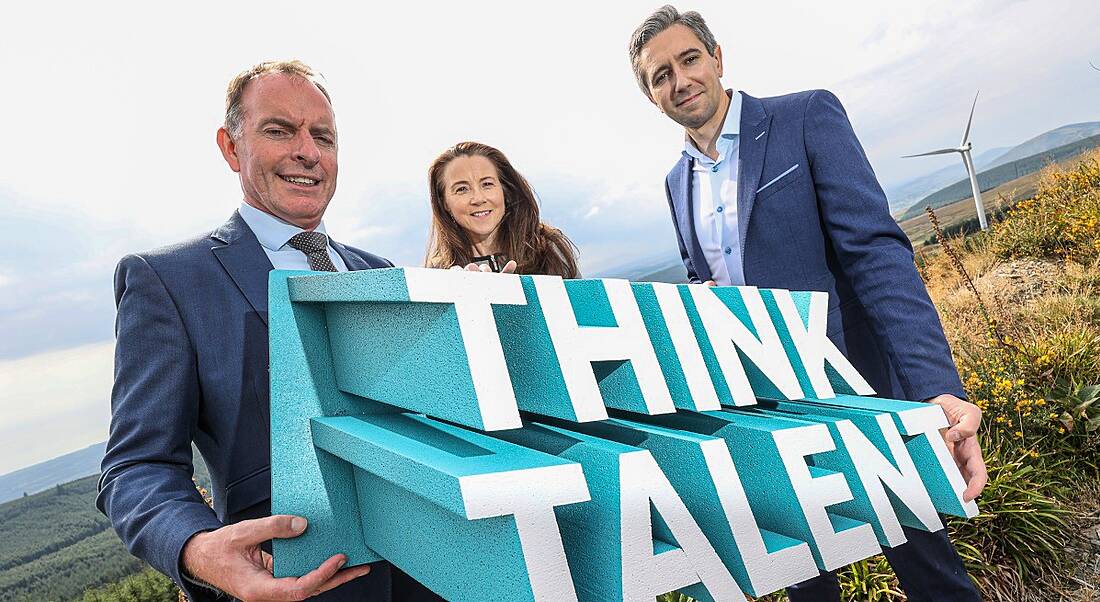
[903,92,988,230]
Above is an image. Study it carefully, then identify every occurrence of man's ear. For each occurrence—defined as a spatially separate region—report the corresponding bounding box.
[715,44,724,79]
[216,127,242,173]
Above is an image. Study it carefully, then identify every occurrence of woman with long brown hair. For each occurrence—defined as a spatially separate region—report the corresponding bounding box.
[425,141,580,278]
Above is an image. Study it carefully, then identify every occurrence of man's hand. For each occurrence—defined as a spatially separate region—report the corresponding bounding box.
[927,394,988,502]
[181,515,372,602]
[703,280,716,287]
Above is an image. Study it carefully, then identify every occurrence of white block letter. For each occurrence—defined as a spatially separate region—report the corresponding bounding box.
[837,417,943,546]
[653,283,722,411]
[689,286,803,405]
[771,290,873,397]
[535,276,675,419]
[619,450,746,601]
[699,439,819,594]
[460,464,591,602]
[405,268,526,430]
[772,425,880,570]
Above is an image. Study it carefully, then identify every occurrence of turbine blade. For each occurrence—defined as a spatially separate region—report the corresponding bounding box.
[961,91,979,145]
[902,148,959,158]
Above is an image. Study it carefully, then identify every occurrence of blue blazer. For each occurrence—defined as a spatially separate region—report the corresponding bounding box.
[97,211,394,601]
[665,90,964,402]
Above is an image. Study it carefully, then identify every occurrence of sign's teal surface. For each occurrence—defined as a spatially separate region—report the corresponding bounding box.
[270,268,977,601]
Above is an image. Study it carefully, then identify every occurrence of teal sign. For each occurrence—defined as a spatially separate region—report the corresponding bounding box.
[269,268,977,601]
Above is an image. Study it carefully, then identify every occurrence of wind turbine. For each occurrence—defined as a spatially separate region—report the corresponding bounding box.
[903,91,988,230]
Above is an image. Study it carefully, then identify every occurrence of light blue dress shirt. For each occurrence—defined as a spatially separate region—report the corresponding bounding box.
[237,202,348,272]
[683,91,744,286]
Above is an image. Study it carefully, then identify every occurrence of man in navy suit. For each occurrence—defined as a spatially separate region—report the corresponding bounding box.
[97,61,395,601]
[629,7,988,601]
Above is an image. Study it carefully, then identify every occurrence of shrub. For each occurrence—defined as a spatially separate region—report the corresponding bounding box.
[990,150,1100,262]
[80,567,178,602]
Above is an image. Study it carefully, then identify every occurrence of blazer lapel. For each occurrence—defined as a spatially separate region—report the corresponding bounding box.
[211,211,274,326]
[331,240,370,271]
[736,92,773,256]
[671,156,712,283]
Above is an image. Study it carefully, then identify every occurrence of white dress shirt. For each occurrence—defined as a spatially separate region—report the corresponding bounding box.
[683,91,744,286]
[237,202,348,271]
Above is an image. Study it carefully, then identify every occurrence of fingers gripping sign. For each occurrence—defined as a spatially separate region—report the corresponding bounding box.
[181,515,372,602]
[927,394,989,502]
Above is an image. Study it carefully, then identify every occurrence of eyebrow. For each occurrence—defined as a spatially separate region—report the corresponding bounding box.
[258,117,337,138]
[258,117,296,130]
[677,48,703,61]
[650,47,704,80]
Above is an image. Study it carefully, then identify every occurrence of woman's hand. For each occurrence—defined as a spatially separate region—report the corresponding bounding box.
[451,260,517,274]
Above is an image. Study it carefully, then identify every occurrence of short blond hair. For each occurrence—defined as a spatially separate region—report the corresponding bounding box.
[224,60,332,138]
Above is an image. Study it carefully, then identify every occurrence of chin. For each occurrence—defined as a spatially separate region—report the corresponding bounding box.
[673,113,709,130]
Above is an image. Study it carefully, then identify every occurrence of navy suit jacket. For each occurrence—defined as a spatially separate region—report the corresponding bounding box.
[665,90,964,402]
[97,211,394,601]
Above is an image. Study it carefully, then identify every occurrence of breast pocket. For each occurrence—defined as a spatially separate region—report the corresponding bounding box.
[754,163,802,202]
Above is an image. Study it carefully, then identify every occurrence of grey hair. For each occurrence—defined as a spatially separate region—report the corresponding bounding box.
[628,5,719,97]
[224,60,332,139]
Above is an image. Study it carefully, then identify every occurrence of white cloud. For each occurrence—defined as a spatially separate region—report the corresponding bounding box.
[0,341,114,474]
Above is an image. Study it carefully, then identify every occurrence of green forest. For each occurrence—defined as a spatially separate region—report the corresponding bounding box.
[0,476,147,601]
[1,457,209,602]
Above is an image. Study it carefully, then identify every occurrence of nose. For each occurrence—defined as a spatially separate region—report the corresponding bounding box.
[293,129,321,167]
[671,65,690,94]
[470,186,487,205]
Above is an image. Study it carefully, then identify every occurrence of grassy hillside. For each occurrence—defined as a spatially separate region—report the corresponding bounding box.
[0,452,210,602]
[914,149,1100,601]
[0,477,142,602]
[889,151,1100,601]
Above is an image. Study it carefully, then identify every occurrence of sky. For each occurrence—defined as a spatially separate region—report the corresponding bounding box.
[1,0,1099,475]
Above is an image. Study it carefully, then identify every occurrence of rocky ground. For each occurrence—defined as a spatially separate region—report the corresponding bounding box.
[1068,488,1100,600]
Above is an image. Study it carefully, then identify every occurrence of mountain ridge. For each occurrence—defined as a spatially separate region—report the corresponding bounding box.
[0,442,105,505]
[887,121,1100,216]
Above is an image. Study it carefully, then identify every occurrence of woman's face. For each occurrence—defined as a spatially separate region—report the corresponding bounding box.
[441,155,507,249]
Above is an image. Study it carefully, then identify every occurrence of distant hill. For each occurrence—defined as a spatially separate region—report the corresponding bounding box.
[985,122,1100,168]
[594,253,689,283]
[897,132,1100,221]
[0,442,105,505]
[886,146,1009,215]
[887,121,1100,216]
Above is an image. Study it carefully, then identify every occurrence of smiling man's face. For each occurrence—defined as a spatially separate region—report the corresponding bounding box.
[638,24,725,130]
[217,73,338,230]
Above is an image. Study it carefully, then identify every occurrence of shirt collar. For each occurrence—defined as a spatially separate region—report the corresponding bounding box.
[683,90,743,167]
[238,202,330,252]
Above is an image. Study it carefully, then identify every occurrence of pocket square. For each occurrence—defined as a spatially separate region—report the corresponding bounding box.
[756,164,800,194]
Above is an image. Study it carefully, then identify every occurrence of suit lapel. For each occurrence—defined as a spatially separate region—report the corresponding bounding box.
[736,92,773,257]
[331,240,370,271]
[211,211,274,326]
[671,156,712,282]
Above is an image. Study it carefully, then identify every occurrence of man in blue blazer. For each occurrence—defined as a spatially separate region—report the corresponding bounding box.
[629,7,988,601]
[97,61,396,601]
